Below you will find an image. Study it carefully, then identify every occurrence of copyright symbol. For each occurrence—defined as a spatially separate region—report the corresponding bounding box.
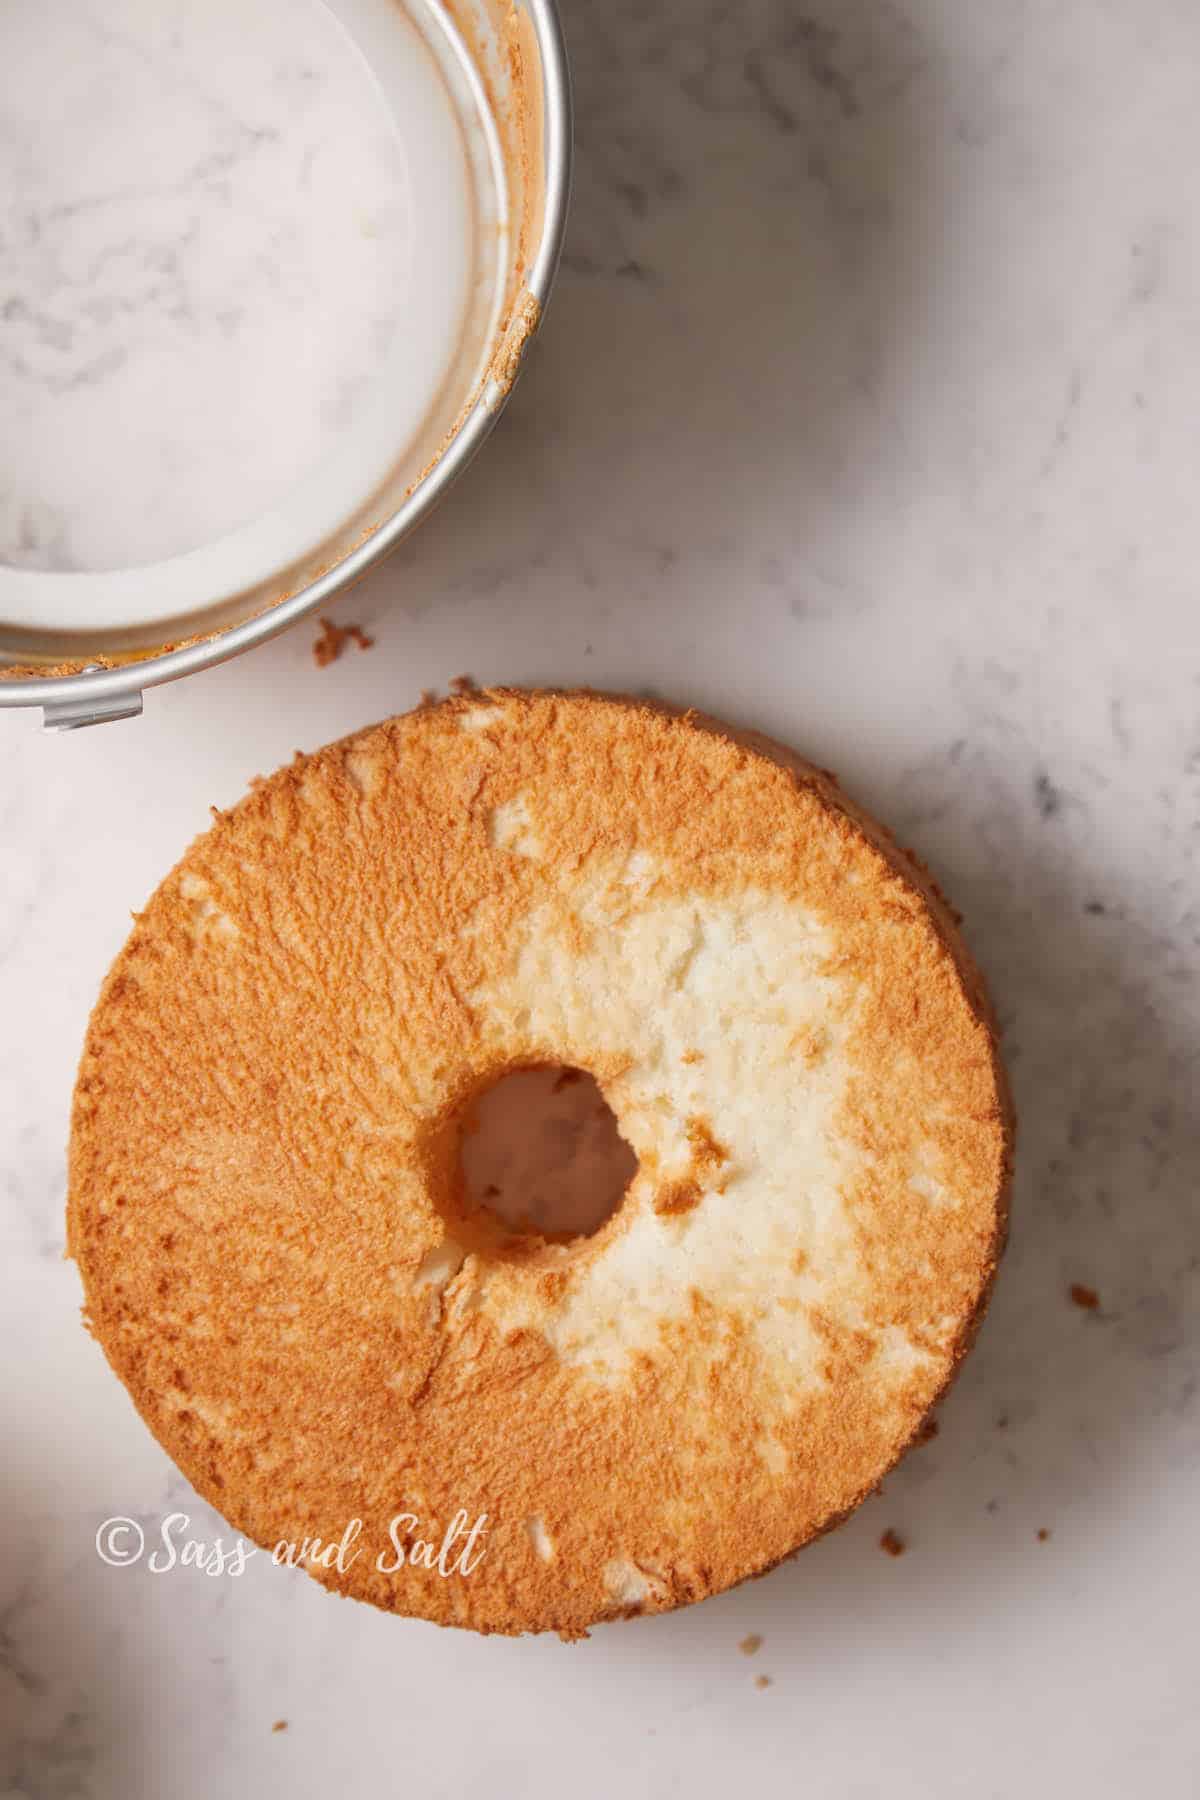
[96,1516,145,1567]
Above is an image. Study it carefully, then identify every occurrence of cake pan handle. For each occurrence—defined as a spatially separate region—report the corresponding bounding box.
[42,688,144,731]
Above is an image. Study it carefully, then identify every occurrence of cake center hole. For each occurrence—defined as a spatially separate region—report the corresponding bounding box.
[458,1067,637,1240]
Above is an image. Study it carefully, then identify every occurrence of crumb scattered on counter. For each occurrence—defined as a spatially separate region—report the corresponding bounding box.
[312,617,375,668]
[1070,1283,1100,1311]
[418,676,477,705]
[995,1414,1009,1430]
[272,1720,288,1734]
[914,1416,940,1446]
[880,1529,906,1557]
[755,1675,772,1691]
[1037,1528,1051,1542]
[738,1634,763,1656]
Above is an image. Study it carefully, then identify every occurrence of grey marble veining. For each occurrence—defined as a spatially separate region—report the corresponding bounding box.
[0,0,410,575]
[1,0,1199,1796]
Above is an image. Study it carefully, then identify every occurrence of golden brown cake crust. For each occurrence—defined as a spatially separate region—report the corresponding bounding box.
[67,690,1013,1636]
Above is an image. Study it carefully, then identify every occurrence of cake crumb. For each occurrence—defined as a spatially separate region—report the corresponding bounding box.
[879,1529,905,1558]
[995,1414,1009,1430]
[272,1720,288,1734]
[1037,1528,1051,1542]
[312,617,374,668]
[738,1634,763,1656]
[1069,1283,1100,1311]
[754,1674,772,1691]
[914,1416,940,1446]
[450,673,476,694]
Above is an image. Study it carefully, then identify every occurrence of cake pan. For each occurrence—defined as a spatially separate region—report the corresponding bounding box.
[0,0,571,729]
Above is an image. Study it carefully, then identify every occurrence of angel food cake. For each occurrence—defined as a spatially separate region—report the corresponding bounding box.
[67,690,1013,1635]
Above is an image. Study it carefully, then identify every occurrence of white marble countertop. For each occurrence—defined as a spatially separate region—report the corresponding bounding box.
[2,0,1199,1794]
